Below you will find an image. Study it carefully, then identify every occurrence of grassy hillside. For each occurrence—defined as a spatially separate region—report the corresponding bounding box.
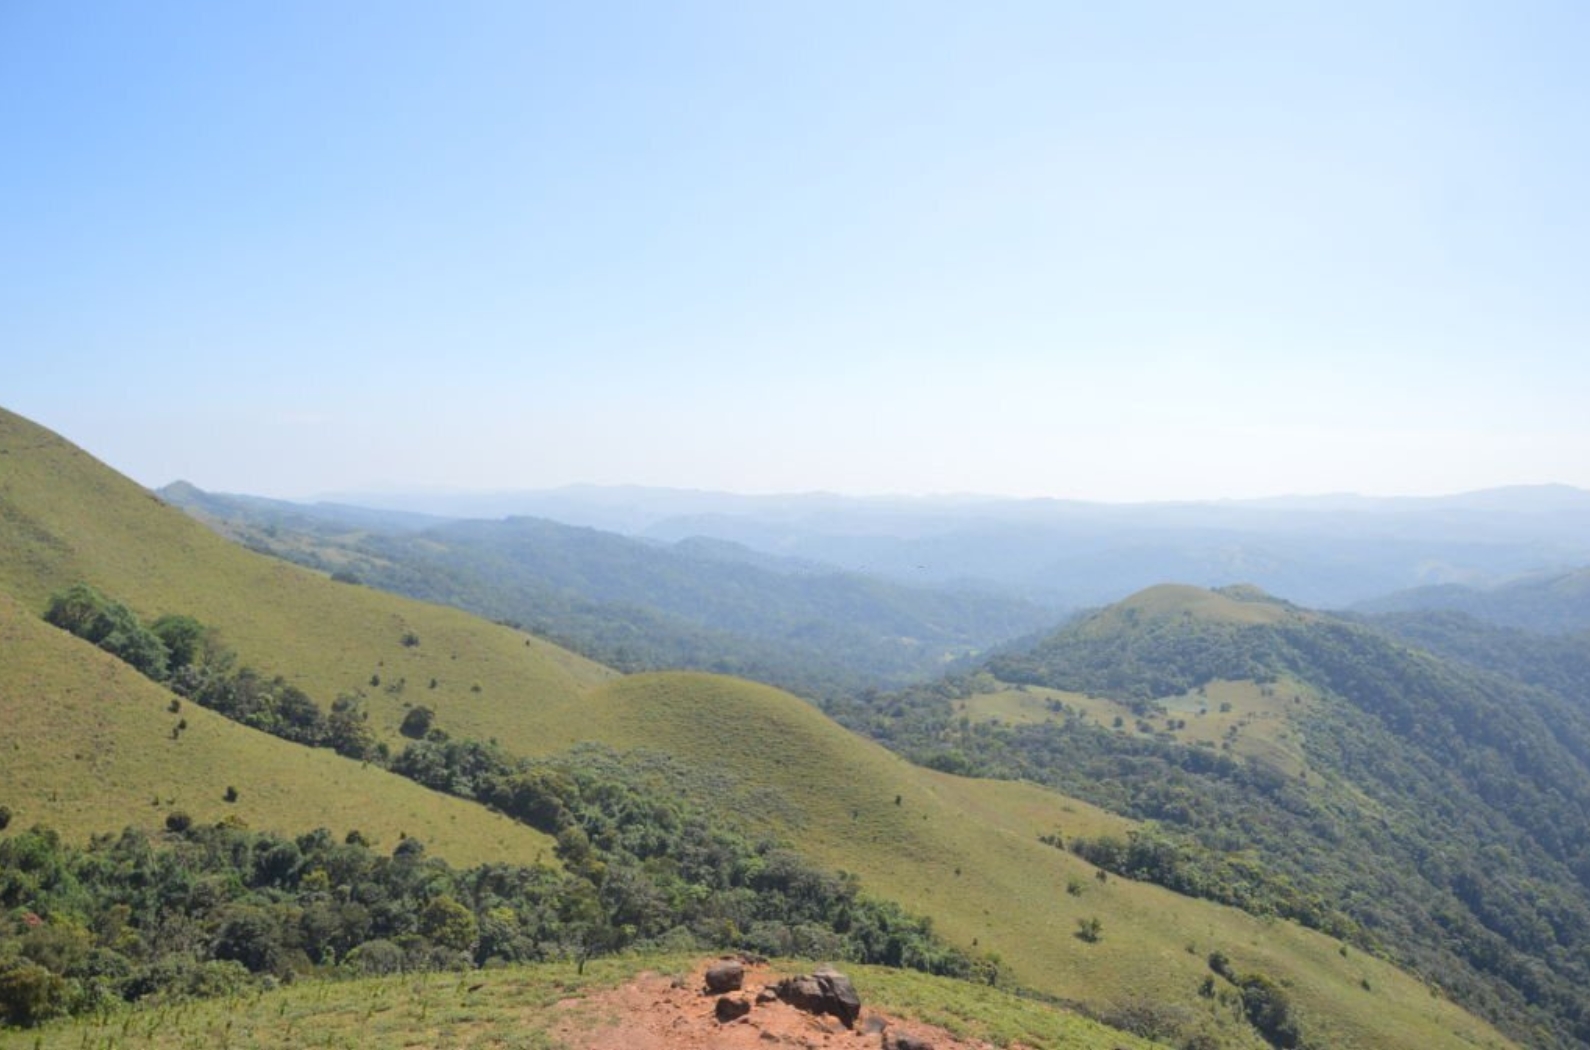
[0,408,1517,1049]
[850,583,1590,1046]
[0,592,554,867]
[396,671,1506,1050]
[0,407,615,748]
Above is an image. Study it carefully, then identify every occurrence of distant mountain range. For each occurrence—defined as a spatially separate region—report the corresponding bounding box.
[298,482,1590,609]
[159,482,1056,698]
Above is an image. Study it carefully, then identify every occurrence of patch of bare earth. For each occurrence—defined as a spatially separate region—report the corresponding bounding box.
[550,960,1006,1050]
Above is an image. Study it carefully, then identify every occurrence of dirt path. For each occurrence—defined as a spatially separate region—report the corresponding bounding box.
[550,960,1001,1050]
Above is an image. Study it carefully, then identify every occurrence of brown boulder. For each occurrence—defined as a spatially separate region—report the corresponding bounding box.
[705,960,745,994]
[774,968,863,1029]
[813,967,861,1028]
[715,994,753,1023]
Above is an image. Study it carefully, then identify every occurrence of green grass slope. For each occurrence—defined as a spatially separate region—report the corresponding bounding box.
[0,409,1515,1048]
[0,592,554,866]
[393,668,1510,1050]
[0,407,614,747]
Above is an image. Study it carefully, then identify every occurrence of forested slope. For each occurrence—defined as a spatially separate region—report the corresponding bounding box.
[834,584,1590,1046]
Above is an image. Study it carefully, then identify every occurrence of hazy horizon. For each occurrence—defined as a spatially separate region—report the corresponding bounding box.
[179,474,1590,512]
[6,3,1587,503]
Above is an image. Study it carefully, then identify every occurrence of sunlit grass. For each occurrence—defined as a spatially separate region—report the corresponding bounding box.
[0,408,1519,1050]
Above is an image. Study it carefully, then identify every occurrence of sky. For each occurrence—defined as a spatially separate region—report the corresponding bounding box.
[3,1,1588,503]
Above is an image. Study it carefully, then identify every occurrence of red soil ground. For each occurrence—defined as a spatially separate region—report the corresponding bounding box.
[550,959,1007,1050]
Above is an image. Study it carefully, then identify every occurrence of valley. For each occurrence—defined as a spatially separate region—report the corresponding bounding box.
[4,406,1584,1047]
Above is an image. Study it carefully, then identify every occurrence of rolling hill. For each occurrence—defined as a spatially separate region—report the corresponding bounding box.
[328,482,1590,609]
[1356,566,1590,633]
[836,583,1590,1045]
[156,481,1054,698]
[0,406,1518,1049]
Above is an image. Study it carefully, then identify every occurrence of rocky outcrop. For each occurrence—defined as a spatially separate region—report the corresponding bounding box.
[774,967,862,1028]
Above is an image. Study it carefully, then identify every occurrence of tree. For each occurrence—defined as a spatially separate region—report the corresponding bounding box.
[150,614,208,673]
[419,896,478,952]
[400,706,436,740]
[44,583,169,680]
[327,695,378,760]
[0,964,68,1027]
[1238,973,1302,1048]
[212,906,287,975]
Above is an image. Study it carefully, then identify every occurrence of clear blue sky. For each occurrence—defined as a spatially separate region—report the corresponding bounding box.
[4,1,1587,501]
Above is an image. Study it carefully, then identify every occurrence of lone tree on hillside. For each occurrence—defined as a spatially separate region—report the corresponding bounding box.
[400,705,436,739]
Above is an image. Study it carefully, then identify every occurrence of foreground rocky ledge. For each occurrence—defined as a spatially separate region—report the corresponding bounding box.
[551,957,1010,1050]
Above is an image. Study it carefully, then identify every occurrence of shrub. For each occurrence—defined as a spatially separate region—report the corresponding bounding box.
[0,805,11,830]
[0,964,70,1027]
[1100,997,1195,1041]
[345,939,404,975]
[165,811,194,834]
[1238,973,1302,1048]
[400,706,436,740]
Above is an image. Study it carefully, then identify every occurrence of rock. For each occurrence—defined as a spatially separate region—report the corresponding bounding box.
[813,968,862,1028]
[705,960,745,994]
[774,968,863,1029]
[775,975,825,1012]
[885,1035,934,1050]
[861,1015,888,1035]
[716,994,753,1022]
[756,987,780,1005]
